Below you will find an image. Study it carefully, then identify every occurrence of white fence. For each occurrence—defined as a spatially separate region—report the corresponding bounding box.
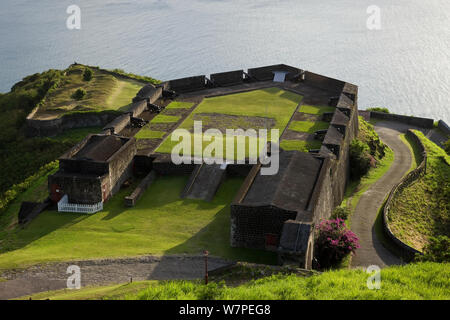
[57,195,103,214]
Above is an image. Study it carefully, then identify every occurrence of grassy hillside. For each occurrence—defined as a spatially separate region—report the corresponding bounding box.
[388,131,450,251]
[0,175,275,270]
[21,262,450,300]
[32,65,152,120]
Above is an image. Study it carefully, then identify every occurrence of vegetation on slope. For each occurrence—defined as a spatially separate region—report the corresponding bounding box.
[0,69,104,195]
[388,130,450,251]
[33,64,147,119]
[338,117,393,222]
[22,262,450,300]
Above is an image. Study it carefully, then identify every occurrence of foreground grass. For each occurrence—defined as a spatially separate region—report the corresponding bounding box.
[22,262,450,300]
[389,131,450,251]
[0,176,275,270]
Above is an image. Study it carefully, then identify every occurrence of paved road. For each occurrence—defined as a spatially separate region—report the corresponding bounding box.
[0,255,232,300]
[350,122,415,268]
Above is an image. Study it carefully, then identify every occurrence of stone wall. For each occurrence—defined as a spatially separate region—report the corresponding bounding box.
[230,205,297,250]
[304,71,345,94]
[128,100,148,118]
[370,111,434,128]
[105,138,137,199]
[102,114,131,135]
[167,75,206,93]
[25,111,119,137]
[152,161,196,175]
[383,129,426,261]
[48,174,104,204]
[247,64,302,81]
[124,170,157,207]
[437,120,450,136]
[210,70,244,86]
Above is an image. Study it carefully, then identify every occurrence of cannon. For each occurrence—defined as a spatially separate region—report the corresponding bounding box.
[148,103,164,113]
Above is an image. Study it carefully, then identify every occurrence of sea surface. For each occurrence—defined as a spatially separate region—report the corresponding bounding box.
[0,0,449,122]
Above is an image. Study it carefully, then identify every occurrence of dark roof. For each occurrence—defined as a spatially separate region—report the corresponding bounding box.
[240,151,322,212]
[73,135,126,162]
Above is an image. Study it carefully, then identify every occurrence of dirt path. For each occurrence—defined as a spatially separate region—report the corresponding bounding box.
[0,255,232,300]
[350,122,416,268]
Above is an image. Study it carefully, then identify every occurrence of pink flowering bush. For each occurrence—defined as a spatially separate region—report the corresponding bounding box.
[314,218,360,268]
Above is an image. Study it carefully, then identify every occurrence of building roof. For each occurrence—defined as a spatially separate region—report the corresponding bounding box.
[240,150,323,212]
[73,135,127,162]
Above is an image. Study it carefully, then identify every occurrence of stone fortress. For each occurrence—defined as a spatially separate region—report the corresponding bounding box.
[46,64,359,269]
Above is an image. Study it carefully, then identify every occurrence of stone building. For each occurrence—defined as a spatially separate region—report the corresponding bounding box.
[48,134,137,206]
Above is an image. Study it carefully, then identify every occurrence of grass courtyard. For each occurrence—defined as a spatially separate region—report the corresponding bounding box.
[156,87,303,159]
[0,175,276,270]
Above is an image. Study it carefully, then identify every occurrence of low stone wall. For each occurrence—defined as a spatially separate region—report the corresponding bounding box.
[18,199,51,226]
[25,111,120,137]
[167,75,206,93]
[152,161,196,175]
[370,111,434,128]
[437,120,450,136]
[383,129,426,261]
[210,70,244,86]
[102,114,130,135]
[128,100,148,118]
[247,64,302,81]
[124,171,157,207]
[304,71,345,95]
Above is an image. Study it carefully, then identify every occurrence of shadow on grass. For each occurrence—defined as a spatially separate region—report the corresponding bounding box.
[164,205,278,266]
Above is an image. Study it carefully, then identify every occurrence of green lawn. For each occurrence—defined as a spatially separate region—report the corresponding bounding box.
[156,88,303,159]
[165,101,195,109]
[21,262,450,300]
[299,104,335,115]
[289,121,329,133]
[150,114,180,123]
[279,140,322,152]
[134,129,166,140]
[0,176,276,270]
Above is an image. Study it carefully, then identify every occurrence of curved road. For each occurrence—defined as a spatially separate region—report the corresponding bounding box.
[350,122,414,268]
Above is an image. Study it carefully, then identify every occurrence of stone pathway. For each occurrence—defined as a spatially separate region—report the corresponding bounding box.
[350,121,417,268]
[0,255,232,300]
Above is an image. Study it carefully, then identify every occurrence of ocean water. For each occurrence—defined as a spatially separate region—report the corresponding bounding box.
[0,0,449,122]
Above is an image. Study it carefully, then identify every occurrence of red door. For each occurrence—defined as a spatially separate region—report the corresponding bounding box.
[50,184,63,202]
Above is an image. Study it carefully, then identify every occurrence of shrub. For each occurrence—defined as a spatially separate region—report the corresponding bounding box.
[349,139,372,180]
[331,207,350,221]
[314,218,360,269]
[83,68,93,81]
[367,107,390,113]
[71,88,86,100]
[416,236,450,263]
